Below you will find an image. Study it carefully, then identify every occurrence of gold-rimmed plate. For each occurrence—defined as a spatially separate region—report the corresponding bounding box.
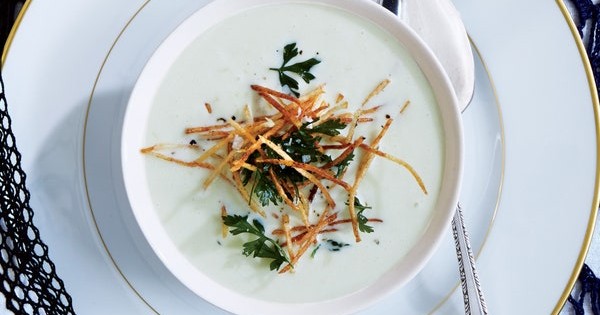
[1,0,595,314]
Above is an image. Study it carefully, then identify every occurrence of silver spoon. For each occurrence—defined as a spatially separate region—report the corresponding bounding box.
[376,0,488,314]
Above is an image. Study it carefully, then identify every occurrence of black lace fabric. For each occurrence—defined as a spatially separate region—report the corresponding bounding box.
[0,1,23,49]
[1,2,76,314]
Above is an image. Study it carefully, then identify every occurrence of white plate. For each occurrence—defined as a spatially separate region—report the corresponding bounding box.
[1,0,596,314]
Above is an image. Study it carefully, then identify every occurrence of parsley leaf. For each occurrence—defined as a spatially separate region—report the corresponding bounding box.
[273,119,346,165]
[335,152,355,178]
[308,118,346,137]
[270,43,321,97]
[244,118,348,207]
[243,152,282,207]
[251,166,283,207]
[310,244,321,258]
[352,197,375,233]
[222,214,291,271]
[282,42,299,64]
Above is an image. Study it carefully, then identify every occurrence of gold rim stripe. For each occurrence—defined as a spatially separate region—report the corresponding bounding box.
[1,0,31,67]
[554,0,600,313]
[80,1,159,313]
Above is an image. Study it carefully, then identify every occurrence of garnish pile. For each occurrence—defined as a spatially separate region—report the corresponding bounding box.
[142,81,427,273]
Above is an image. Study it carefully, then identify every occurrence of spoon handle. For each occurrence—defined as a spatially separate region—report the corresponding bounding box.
[452,204,489,315]
[374,0,486,312]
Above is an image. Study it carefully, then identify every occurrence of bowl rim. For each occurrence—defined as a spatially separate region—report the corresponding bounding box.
[120,0,463,314]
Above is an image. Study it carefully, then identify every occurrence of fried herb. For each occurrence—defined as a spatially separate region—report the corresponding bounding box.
[222,214,290,271]
[270,43,321,97]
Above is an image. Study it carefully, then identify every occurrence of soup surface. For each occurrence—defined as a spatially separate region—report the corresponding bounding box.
[143,2,444,303]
